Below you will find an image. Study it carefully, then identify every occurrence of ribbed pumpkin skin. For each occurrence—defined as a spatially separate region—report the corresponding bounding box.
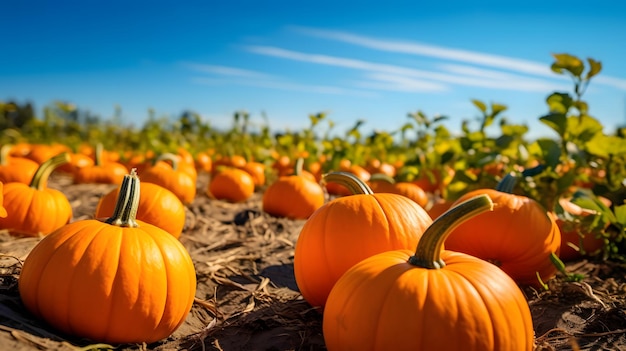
[74,163,129,184]
[95,182,186,239]
[262,175,325,219]
[0,157,39,184]
[18,219,197,344]
[208,168,255,202]
[323,249,534,351]
[294,193,432,307]
[0,183,72,236]
[141,162,197,204]
[445,189,561,286]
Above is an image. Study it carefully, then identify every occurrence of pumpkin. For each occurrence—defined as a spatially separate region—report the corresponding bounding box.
[239,161,266,187]
[74,143,128,184]
[556,191,609,261]
[0,153,72,236]
[208,167,255,203]
[18,169,197,344]
[24,143,69,164]
[194,151,213,173]
[323,194,534,351]
[0,144,40,184]
[444,173,561,286]
[141,153,197,204]
[0,182,6,218]
[368,173,429,208]
[294,171,433,307]
[95,181,186,239]
[262,158,325,219]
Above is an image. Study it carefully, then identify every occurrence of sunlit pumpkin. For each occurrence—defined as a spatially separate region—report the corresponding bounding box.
[294,172,433,307]
[0,153,72,236]
[323,195,534,351]
[18,170,197,344]
[73,143,128,184]
[368,173,429,208]
[95,181,186,239]
[141,153,197,204]
[0,144,40,184]
[444,173,561,286]
[208,167,255,203]
[262,158,325,219]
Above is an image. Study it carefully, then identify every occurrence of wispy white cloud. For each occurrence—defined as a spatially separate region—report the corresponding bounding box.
[291,26,554,77]
[245,45,568,92]
[190,76,378,97]
[356,73,449,92]
[183,62,274,79]
[291,26,626,92]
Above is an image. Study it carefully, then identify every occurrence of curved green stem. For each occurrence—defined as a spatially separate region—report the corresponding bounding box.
[29,153,70,190]
[105,168,140,228]
[322,171,373,195]
[369,173,396,184]
[94,143,104,166]
[155,153,180,171]
[0,144,12,166]
[294,157,305,176]
[409,194,493,269]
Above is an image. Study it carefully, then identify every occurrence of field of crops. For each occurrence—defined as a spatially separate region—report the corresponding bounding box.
[1,54,625,350]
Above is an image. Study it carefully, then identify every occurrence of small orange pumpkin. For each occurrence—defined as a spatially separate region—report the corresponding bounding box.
[208,167,255,203]
[141,153,197,204]
[0,144,40,184]
[18,170,196,344]
[0,153,72,236]
[368,173,429,208]
[323,195,534,351]
[262,158,325,219]
[74,144,128,184]
[294,172,433,307]
[95,181,186,239]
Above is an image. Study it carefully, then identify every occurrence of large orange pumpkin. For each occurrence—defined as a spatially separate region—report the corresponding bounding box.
[95,181,186,239]
[294,172,433,307]
[323,195,534,351]
[18,170,196,344]
[444,173,561,286]
[0,153,72,236]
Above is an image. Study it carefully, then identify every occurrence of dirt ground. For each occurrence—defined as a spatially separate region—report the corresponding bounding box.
[1,172,625,351]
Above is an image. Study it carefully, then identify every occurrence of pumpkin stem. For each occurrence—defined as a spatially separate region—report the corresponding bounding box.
[155,153,180,171]
[105,169,140,228]
[294,157,305,176]
[322,171,374,195]
[495,172,518,193]
[0,144,12,166]
[94,143,104,166]
[29,153,70,190]
[369,173,396,184]
[409,194,493,269]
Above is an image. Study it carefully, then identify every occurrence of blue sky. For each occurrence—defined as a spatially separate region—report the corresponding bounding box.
[2,1,626,140]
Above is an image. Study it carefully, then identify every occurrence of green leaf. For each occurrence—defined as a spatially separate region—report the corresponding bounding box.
[586,134,626,157]
[586,58,602,80]
[471,99,487,113]
[546,92,573,114]
[614,204,626,227]
[534,138,562,169]
[491,103,508,116]
[551,53,584,77]
[567,115,603,142]
[539,113,568,138]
